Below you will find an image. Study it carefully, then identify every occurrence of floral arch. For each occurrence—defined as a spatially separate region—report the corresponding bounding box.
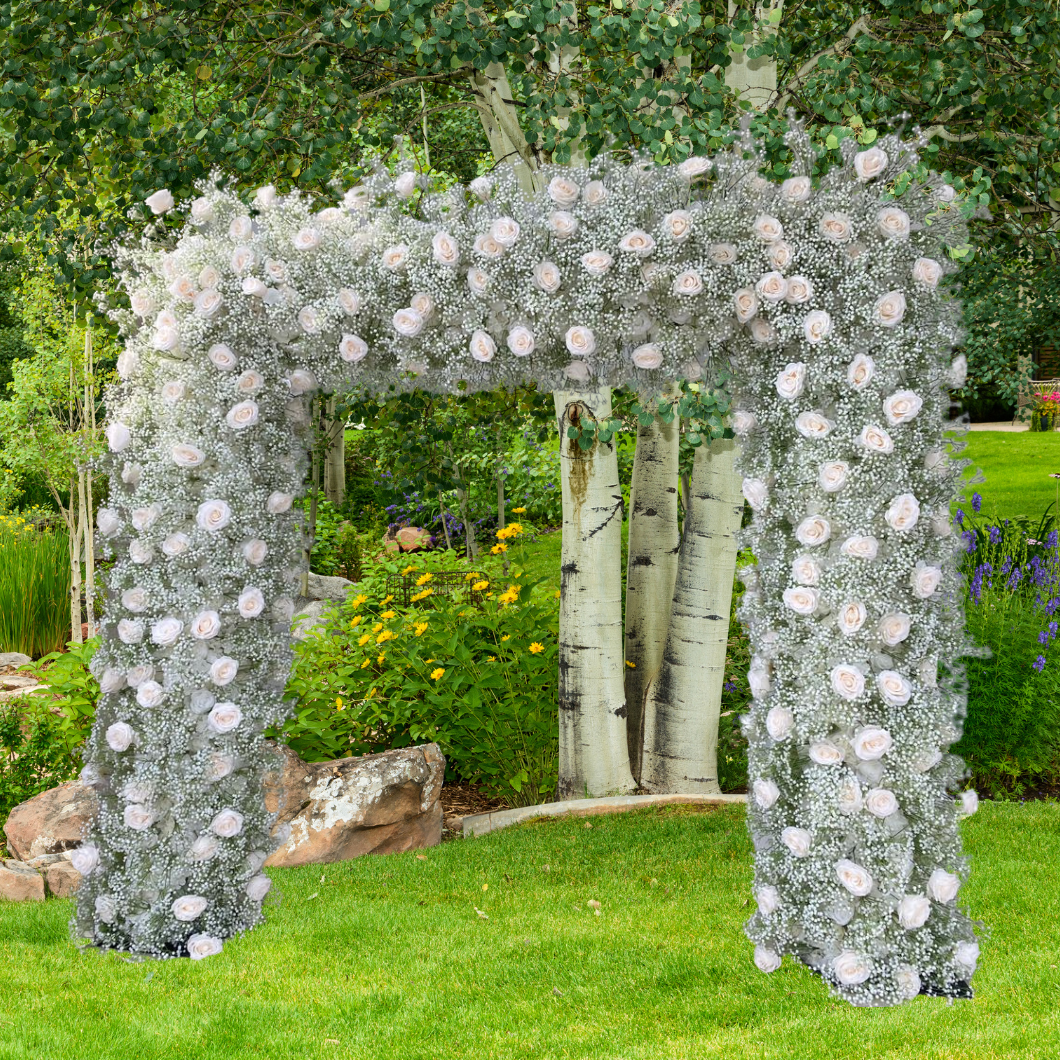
[76,121,980,1007]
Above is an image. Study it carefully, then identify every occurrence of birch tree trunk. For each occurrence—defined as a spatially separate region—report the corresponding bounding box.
[640,437,744,793]
[67,477,84,645]
[323,395,346,507]
[83,325,96,636]
[623,415,680,782]
[554,387,636,798]
[725,1,783,109]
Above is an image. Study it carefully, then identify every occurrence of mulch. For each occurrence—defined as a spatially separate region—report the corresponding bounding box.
[438,781,511,839]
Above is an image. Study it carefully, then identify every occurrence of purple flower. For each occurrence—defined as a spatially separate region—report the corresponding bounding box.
[723,679,738,693]
[972,492,981,513]
[961,530,976,554]
[1034,654,1047,672]
[988,526,1001,545]
[1050,530,1059,549]
[1039,630,1049,645]
[954,509,964,527]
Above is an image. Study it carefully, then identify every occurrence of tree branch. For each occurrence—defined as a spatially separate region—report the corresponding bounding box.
[773,15,873,114]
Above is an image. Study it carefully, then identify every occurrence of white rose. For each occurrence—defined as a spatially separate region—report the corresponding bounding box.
[247,875,273,902]
[852,726,893,761]
[97,509,121,538]
[208,701,242,734]
[895,894,931,931]
[809,741,843,766]
[582,180,608,206]
[136,681,165,708]
[866,787,899,819]
[243,539,268,566]
[266,491,293,514]
[117,619,144,644]
[106,722,135,752]
[877,670,912,706]
[107,423,132,452]
[709,243,737,265]
[168,443,204,470]
[842,535,879,560]
[488,216,520,248]
[172,895,209,922]
[228,215,253,241]
[766,705,795,740]
[847,353,875,390]
[193,287,224,318]
[791,554,822,586]
[775,362,806,400]
[473,233,505,259]
[296,306,320,334]
[781,175,813,202]
[752,778,780,809]
[955,941,979,972]
[753,946,782,974]
[672,270,704,297]
[211,808,244,838]
[838,776,863,815]
[785,275,813,304]
[781,827,811,858]
[948,354,968,388]
[618,229,656,257]
[795,515,831,547]
[236,587,264,619]
[208,343,238,371]
[252,184,277,210]
[631,343,663,370]
[131,504,161,531]
[858,425,894,454]
[819,212,853,242]
[393,171,418,199]
[753,215,783,243]
[150,617,183,647]
[339,333,368,363]
[533,261,562,294]
[226,400,259,431]
[230,246,256,275]
[834,951,873,986]
[803,309,833,344]
[161,380,187,405]
[581,250,613,277]
[241,276,267,298]
[895,966,921,1000]
[733,288,759,324]
[469,330,496,363]
[742,478,769,511]
[662,210,692,241]
[69,844,100,875]
[936,183,956,203]
[129,539,153,565]
[205,752,237,782]
[464,268,489,297]
[818,461,848,493]
[144,188,174,214]
[927,868,960,903]
[733,410,757,436]
[678,156,711,179]
[188,835,220,861]
[210,656,239,687]
[190,610,222,640]
[878,613,911,646]
[234,370,264,396]
[874,289,907,328]
[288,368,317,395]
[783,587,818,616]
[196,499,232,533]
[162,532,191,558]
[795,411,834,439]
[169,274,197,302]
[190,197,216,224]
[565,326,596,358]
[100,667,127,693]
[547,175,580,207]
[837,601,867,635]
[94,895,116,923]
[130,289,156,317]
[854,146,889,182]
[496,326,534,359]
[831,665,865,700]
[884,390,923,426]
[564,361,591,383]
[960,790,979,816]
[124,803,155,831]
[126,664,153,688]
[290,226,321,252]
[382,244,408,272]
[768,241,794,271]
[548,211,579,239]
[877,206,911,241]
[186,934,224,961]
[885,493,920,533]
[756,271,789,303]
[835,859,873,897]
[392,307,425,338]
[756,885,780,916]
[467,176,492,202]
[748,666,771,699]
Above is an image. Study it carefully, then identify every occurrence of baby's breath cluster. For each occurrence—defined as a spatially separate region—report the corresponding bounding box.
[80,120,977,984]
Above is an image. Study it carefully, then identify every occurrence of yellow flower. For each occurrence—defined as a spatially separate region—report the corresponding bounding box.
[415,572,433,586]
[487,656,496,662]
[498,590,518,605]
[382,594,394,604]
[472,580,489,591]
[335,696,344,710]
[351,594,368,608]
[410,588,433,602]
[490,543,507,554]
[367,687,377,699]
[464,572,480,582]
[360,658,371,669]
[402,564,416,574]
[528,642,545,655]
[625,660,636,669]
[377,652,387,665]
[377,630,397,644]
[501,635,510,642]
[512,507,526,514]
[425,658,434,665]
[373,622,383,633]
[414,621,429,636]
[358,634,371,647]
[381,610,396,619]
[554,590,561,599]
[349,616,362,628]
[430,667,445,681]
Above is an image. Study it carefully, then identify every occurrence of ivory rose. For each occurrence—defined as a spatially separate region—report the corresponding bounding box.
[835,859,873,897]
[733,411,757,436]
[189,835,220,861]
[748,662,771,698]
[672,270,704,297]
[145,188,174,214]
[878,613,912,646]
[847,353,875,390]
[247,875,273,902]
[382,244,408,271]
[781,827,811,858]
[783,587,818,615]
[895,966,921,999]
[107,423,132,452]
[393,308,425,338]
[785,275,813,304]
[394,171,417,199]
[565,326,596,358]
[809,741,843,766]
[548,211,578,239]
[243,540,268,566]
[197,499,232,532]
[819,212,853,242]
[468,176,492,201]
[131,504,161,531]
[207,701,242,734]
[781,175,812,201]
[190,610,221,640]
[927,868,960,903]
[678,156,712,178]
[473,233,505,259]
[885,493,920,533]
[791,554,822,585]
[753,778,780,809]
[818,461,849,492]
[838,777,863,814]
[547,176,580,207]
[173,895,209,922]
[631,344,663,370]
[211,809,244,838]
[709,243,737,265]
[756,271,789,303]
[756,885,780,916]
[469,330,496,363]
[129,540,153,565]
[831,665,865,700]
[662,210,692,240]
[768,241,793,270]
[618,230,655,257]
[795,411,834,439]
[151,617,183,647]
[877,206,911,240]
[582,180,608,206]
[209,657,239,686]
[803,309,832,344]
[877,670,912,706]
[229,215,253,240]
[852,726,893,761]
[837,601,867,635]
[205,753,237,782]
[775,362,806,400]
[955,942,980,973]
[266,491,293,514]
[912,257,943,289]
[766,705,795,739]
[858,425,894,454]
[866,788,899,819]
[194,288,224,318]
[533,261,562,294]
[506,327,535,358]
[742,478,769,511]
[841,535,879,560]
[854,145,889,181]
[874,290,907,328]
[753,215,783,243]
[190,197,215,224]
[754,946,782,974]
[117,619,144,644]
[339,334,368,363]
[225,401,259,430]
[106,722,135,752]
[834,951,873,986]
[124,804,155,831]
[236,370,264,395]
[795,515,831,547]
[581,250,613,276]
[99,667,127,692]
[896,895,931,931]
[208,344,238,371]
[163,532,191,558]
[187,935,224,961]
[230,246,255,274]
[734,288,759,324]
[126,664,153,688]
[337,288,362,316]
[884,390,923,425]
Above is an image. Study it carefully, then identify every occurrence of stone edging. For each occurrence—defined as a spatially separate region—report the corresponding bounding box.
[461,792,747,837]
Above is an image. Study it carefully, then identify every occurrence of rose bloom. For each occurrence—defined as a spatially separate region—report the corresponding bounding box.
[211,808,244,838]
[753,946,782,974]
[97,509,121,537]
[835,859,873,897]
[196,499,232,533]
[150,617,183,647]
[226,215,252,242]
[581,250,613,277]
[495,325,534,359]
[874,290,907,328]
[834,951,873,986]
[672,270,704,297]
[548,210,578,239]
[208,701,242,734]
[230,245,256,275]
[394,171,417,198]
[188,835,220,861]
[884,390,923,426]
[753,215,783,243]
[753,778,780,809]
[382,243,409,272]
[392,307,425,338]
[818,212,853,243]
[678,155,712,179]
[208,343,238,371]
[130,289,155,317]
[768,241,793,270]
[747,318,775,346]
[161,381,187,405]
[852,726,893,761]
[191,610,222,640]
[547,175,580,207]
[847,353,875,390]
[194,288,224,319]
[618,229,656,258]
[733,410,757,436]
[486,216,519,248]
[289,226,321,252]
[121,462,141,487]
[949,354,968,388]
[877,206,911,241]
[576,179,606,206]
[961,790,980,816]
[126,664,153,688]
[243,539,268,566]
[781,175,813,202]
[296,305,321,334]
[742,478,769,511]
[189,196,216,225]
[775,362,807,400]
[877,670,912,706]
[99,666,127,693]
[332,288,362,319]
[866,787,899,819]
[468,176,492,201]
[169,274,197,302]
[783,586,818,616]
[210,656,239,686]
[242,276,267,298]
[896,894,931,931]
[123,803,155,831]
[785,276,813,304]
[809,740,843,766]
[838,776,863,815]
[117,619,144,644]
[136,680,165,708]
[662,210,692,241]
[756,271,789,303]
[564,361,591,383]
[885,493,920,533]
[339,334,368,363]
[106,722,135,752]
[927,868,960,903]
[144,188,174,214]
[748,665,771,699]
[107,423,132,452]
[895,965,922,1000]
[69,844,100,875]
[766,705,795,740]
[533,261,562,294]
[224,400,258,431]
[160,532,191,559]
[912,257,943,290]
[129,539,154,565]
[803,309,832,344]
[831,665,865,700]
[131,504,161,531]
[469,330,496,363]
[854,145,889,182]
[856,424,894,455]
[733,288,759,324]
[172,895,209,923]
[818,461,849,492]
[565,326,596,358]
[795,411,834,439]
[756,885,780,916]
[631,343,663,370]
[260,258,285,284]
[792,554,822,586]
[205,752,237,782]
[795,515,831,547]
[709,243,737,265]
[247,875,273,902]
[781,827,811,858]
[266,491,293,514]
[837,601,867,635]
[473,232,505,260]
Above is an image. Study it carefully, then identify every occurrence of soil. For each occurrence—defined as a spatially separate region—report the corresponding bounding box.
[439,781,511,839]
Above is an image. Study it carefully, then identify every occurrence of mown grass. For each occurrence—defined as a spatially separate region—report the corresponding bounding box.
[956,431,1060,524]
[1,802,1057,1060]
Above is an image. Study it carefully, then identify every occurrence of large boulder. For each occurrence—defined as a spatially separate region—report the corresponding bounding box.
[0,652,32,670]
[305,572,357,601]
[0,860,45,902]
[3,781,99,862]
[382,526,433,553]
[27,854,82,898]
[263,742,444,867]
[291,599,335,642]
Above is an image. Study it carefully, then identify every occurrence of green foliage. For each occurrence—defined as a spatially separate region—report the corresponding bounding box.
[0,263,32,398]
[503,432,562,526]
[271,574,559,805]
[717,555,755,794]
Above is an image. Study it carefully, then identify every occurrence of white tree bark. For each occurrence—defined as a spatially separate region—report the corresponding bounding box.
[323,395,346,507]
[725,1,783,110]
[623,415,680,782]
[640,436,744,793]
[554,387,636,798]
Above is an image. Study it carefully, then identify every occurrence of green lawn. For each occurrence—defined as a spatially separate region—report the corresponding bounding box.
[957,431,1060,524]
[1,802,1057,1060]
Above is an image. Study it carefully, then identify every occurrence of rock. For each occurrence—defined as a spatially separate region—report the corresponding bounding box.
[0,652,32,670]
[304,572,357,601]
[382,527,432,553]
[0,683,49,703]
[0,860,45,902]
[2,781,99,862]
[292,599,335,642]
[263,742,444,867]
[26,852,81,896]
[0,675,38,691]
